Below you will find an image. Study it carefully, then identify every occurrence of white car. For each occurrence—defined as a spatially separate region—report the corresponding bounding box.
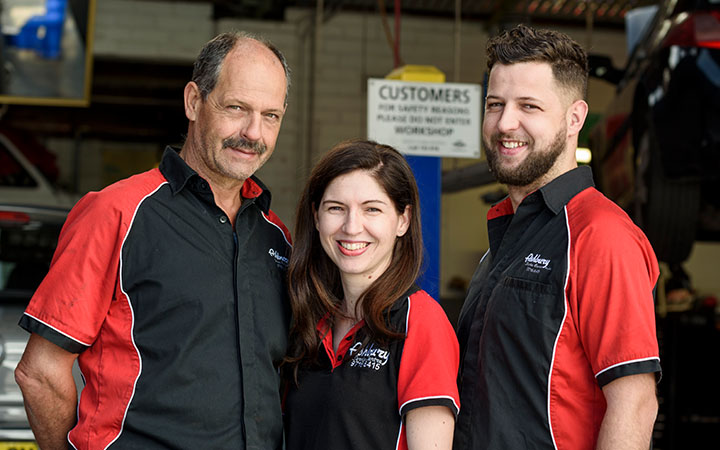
[0,131,79,449]
[0,131,76,209]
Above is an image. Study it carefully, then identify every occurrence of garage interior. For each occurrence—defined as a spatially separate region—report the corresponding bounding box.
[1,0,718,448]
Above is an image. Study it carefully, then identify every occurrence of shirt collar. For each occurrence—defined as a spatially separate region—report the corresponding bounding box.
[158,146,273,214]
[488,165,595,220]
[537,165,595,214]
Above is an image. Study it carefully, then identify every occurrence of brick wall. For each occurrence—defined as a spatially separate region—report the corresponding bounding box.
[93,0,213,61]
[85,4,499,231]
[74,4,628,298]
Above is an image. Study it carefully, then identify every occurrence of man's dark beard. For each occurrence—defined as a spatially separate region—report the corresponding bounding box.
[222,136,267,155]
[484,127,565,187]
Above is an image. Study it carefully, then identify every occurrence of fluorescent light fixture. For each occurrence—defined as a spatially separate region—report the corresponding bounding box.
[576,147,592,164]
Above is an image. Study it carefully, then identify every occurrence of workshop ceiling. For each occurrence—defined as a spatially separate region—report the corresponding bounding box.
[209,0,659,28]
[4,0,652,141]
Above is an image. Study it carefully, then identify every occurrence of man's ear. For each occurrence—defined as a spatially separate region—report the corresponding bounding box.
[184,82,202,122]
[567,99,589,138]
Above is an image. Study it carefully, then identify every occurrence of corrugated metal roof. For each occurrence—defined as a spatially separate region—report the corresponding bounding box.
[285,0,657,26]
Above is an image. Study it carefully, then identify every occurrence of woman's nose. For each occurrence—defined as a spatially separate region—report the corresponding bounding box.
[342,209,363,235]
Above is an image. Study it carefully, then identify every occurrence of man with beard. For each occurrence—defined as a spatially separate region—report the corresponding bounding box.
[15,32,292,450]
[453,25,661,450]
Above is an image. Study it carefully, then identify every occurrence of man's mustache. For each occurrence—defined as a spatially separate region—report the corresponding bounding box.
[222,137,267,155]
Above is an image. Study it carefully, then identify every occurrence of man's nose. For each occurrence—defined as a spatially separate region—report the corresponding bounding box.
[241,114,263,143]
[496,107,520,133]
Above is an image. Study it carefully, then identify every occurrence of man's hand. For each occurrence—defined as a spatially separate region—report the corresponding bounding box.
[15,333,79,450]
[597,372,658,450]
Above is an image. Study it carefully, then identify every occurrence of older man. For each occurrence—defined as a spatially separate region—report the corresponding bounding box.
[15,31,292,449]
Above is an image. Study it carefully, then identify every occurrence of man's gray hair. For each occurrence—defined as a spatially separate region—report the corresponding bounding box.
[191,31,291,105]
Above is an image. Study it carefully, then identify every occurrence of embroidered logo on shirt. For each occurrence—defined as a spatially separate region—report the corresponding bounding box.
[349,342,389,371]
[524,253,551,273]
[268,248,289,269]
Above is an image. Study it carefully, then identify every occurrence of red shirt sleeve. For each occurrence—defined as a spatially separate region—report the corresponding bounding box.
[570,194,660,385]
[397,290,460,417]
[23,170,165,350]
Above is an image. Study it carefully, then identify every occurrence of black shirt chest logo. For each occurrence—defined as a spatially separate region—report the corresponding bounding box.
[348,342,391,371]
[268,247,289,269]
[523,252,552,274]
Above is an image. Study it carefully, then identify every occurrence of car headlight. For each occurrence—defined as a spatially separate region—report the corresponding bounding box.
[0,333,6,365]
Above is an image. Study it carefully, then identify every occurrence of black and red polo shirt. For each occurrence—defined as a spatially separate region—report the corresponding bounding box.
[454,166,661,450]
[284,287,460,450]
[19,147,292,449]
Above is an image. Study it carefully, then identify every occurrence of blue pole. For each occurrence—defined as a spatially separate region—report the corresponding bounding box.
[404,154,441,300]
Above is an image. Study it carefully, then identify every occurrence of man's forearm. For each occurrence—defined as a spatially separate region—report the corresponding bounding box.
[596,373,658,450]
[15,334,79,450]
[22,384,77,450]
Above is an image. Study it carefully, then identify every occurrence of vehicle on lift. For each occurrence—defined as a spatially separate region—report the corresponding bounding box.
[0,130,75,448]
[0,204,68,448]
[588,0,720,264]
[0,129,75,208]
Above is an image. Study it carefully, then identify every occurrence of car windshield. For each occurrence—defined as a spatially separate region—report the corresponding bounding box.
[0,209,65,305]
[674,0,720,11]
[0,143,38,188]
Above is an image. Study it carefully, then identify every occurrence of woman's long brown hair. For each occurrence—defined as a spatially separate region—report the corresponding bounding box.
[283,139,423,384]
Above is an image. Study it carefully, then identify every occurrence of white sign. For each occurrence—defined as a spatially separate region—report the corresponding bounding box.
[367,78,481,158]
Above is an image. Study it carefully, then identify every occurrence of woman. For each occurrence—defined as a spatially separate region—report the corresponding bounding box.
[283,140,459,450]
